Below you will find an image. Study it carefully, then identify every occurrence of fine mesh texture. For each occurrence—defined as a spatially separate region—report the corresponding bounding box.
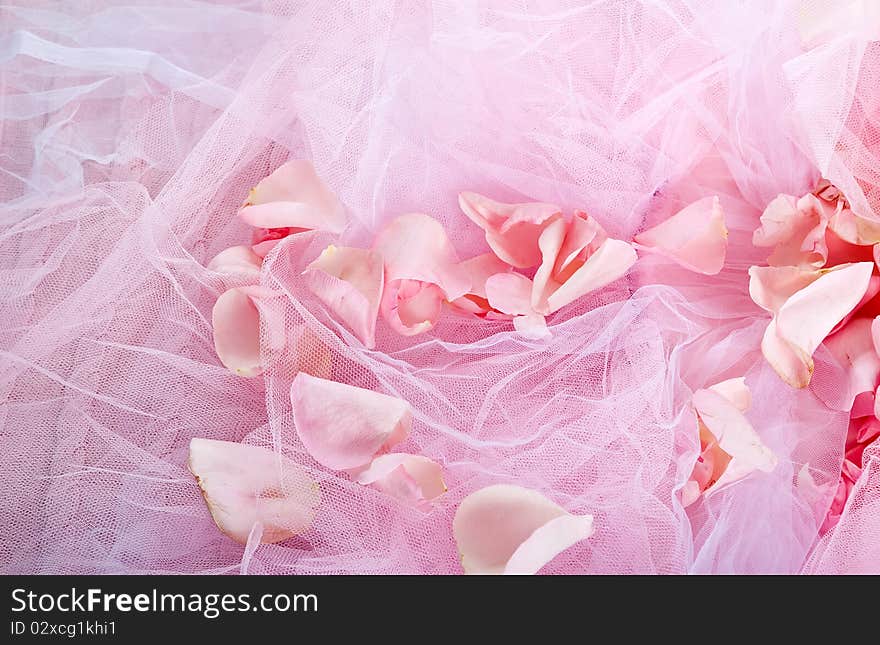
[1,0,878,574]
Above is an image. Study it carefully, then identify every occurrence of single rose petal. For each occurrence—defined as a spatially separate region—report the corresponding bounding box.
[212,286,263,377]
[373,213,469,335]
[354,453,446,510]
[304,245,384,348]
[692,387,777,494]
[448,253,513,317]
[452,484,595,575]
[707,377,751,412]
[503,514,596,575]
[290,372,411,470]
[543,238,636,314]
[207,245,262,275]
[188,438,320,544]
[760,317,814,388]
[824,318,880,408]
[634,196,727,275]
[485,272,548,337]
[748,265,826,314]
[752,193,830,268]
[771,262,874,386]
[485,272,534,316]
[458,192,563,268]
[238,160,346,234]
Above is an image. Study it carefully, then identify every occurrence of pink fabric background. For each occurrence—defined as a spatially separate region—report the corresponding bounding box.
[1,0,879,574]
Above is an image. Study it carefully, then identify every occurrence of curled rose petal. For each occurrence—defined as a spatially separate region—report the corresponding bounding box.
[752,193,832,268]
[485,272,549,338]
[458,192,563,268]
[354,453,446,511]
[207,245,262,275]
[452,484,595,575]
[760,262,874,388]
[188,438,320,544]
[532,213,636,314]
[634,196,727,275]
[684,384,777,505]
[212,286,263,377]
[290,372,411,470]
[373,213,469,336]
[448,253,513,318]
[238,159,346,234]
[304,245,384,348]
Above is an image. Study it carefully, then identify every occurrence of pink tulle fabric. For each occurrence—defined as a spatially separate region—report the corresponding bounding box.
[2,0,880,574]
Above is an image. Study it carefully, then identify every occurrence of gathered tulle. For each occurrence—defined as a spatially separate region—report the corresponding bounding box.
[2,0,880,574]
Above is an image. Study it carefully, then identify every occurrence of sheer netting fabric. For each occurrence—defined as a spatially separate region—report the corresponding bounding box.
[2,0,879,574]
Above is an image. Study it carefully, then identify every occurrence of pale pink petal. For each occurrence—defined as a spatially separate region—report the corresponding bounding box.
[531,218,567,312]
[290,373,411,470]
[681,481,702,508]
[485,272,534,316]
[692,388,777,494]
[373,213,468,299]
[772,262,874,386]
[188,438,320,544]
[752,193,829,268]
[238,160,346,233]
[207,245,262,275]
[373,213,469,336]
[829,207,880,246]
[448,253,513,317]
[543,238,636,314]
[212,287,263,377]
[748,265,824,314]
[831,275,880,335]
[458,192,563,268]
[452,484,594,575]
[513,312,550,339]
[354,453,446,510]
[503,514,595,575]
[634,196,727,275]
[825,318,880,408]
[707,377,751,412]
[304,245,383,348]
[761,318,813,388]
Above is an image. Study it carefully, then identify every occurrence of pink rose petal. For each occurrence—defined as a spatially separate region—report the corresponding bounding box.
[824,318,880,408]
[544,238,636,314]
[448,253,513,318]
[634,196,727,275]
[207,245,262,275]
[771,262,874,386]
[691,385,777,496]
[373,213,469,336]
[188,438,320,544]
[354,453,446,510]
[707,377,751,412]
[304,245,384,348]
[238,160,346,234]
[452,484,595,575]
[485,272,548,336]
[503,514,596,575]
[752,193,830,268]
[748,265,826,314]
[212,286,263,377]
[533,214,636,314]
[458,192,563,268]
[290,372,411,470]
